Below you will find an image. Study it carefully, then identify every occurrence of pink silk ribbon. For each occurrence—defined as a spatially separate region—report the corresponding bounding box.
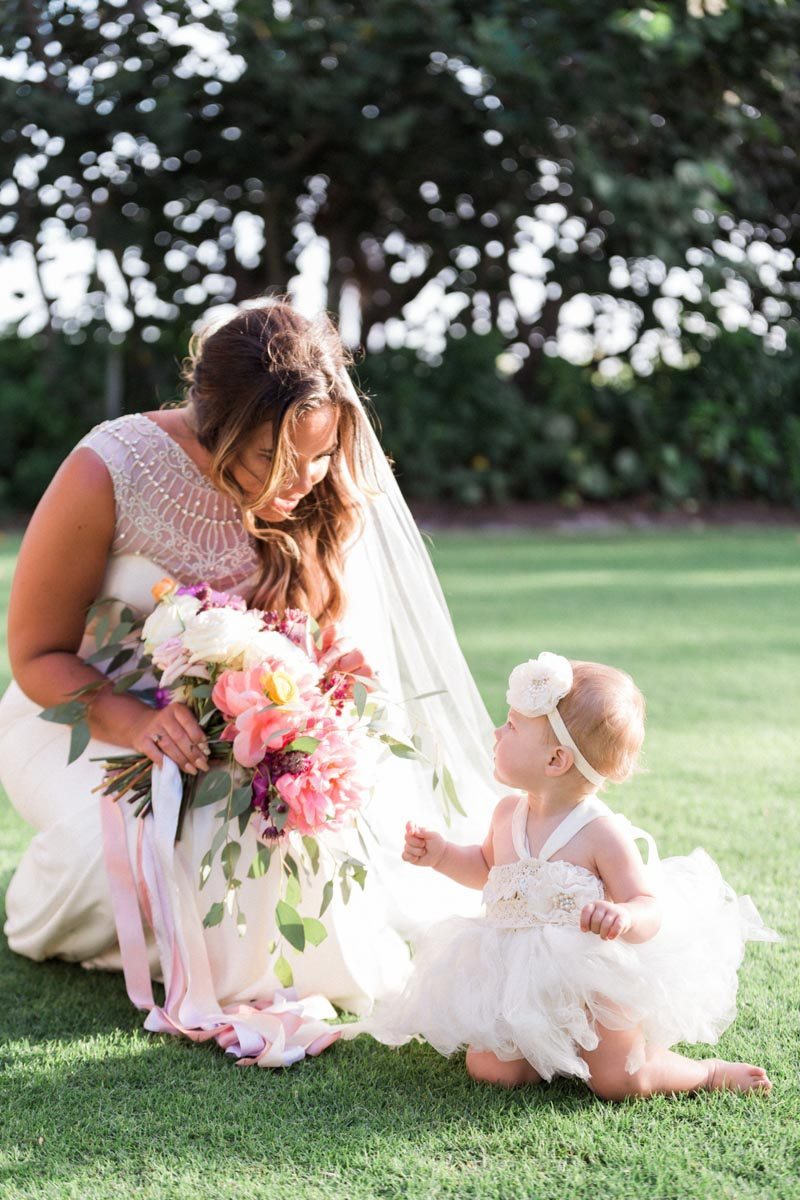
[99,760,341,1067]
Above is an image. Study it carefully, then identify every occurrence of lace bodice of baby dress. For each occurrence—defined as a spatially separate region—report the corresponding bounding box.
[483,796,612,929]
[78,414,261,611]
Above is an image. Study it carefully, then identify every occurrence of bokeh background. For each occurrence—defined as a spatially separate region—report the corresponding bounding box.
[0,0,798,513]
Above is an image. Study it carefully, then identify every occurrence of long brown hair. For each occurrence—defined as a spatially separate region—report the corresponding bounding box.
[181,300,377,623]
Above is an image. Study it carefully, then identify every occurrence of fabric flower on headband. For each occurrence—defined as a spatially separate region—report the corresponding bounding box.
[506,651,606,788]
[506,652,573,717]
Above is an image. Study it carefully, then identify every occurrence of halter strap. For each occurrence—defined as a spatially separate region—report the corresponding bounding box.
[511,794,660,867]
[537,795,613,861]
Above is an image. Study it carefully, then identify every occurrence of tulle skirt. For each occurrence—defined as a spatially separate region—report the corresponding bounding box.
[364,849,779,1081]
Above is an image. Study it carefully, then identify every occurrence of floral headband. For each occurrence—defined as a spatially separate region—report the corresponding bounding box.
[506,652,605,788]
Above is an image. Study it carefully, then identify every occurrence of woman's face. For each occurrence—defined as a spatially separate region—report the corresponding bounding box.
[234,404,340,522]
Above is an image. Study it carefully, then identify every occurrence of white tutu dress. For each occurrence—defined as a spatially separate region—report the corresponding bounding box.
[365,794,778,1081]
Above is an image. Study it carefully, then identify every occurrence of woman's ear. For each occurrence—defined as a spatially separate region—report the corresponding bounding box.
[545,745,574,777]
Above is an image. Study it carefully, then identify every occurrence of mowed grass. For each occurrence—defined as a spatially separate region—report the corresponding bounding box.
[0,527,798,1200]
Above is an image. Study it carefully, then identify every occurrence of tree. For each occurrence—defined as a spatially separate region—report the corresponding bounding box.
[0,0,797,385]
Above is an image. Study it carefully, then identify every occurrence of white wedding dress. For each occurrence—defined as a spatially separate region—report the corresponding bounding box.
[0,414,500,1066]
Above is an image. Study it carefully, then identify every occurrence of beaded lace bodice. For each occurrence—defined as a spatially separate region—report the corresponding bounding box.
[483,797,607,929]
[79,414,260,591]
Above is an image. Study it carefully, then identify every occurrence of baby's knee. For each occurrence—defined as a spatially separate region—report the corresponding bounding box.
[466,1048,538,1089]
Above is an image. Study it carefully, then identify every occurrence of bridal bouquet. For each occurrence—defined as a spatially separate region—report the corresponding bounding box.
[43,580,461,983]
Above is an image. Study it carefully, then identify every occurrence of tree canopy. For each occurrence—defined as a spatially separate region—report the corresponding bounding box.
[0,0,797,373]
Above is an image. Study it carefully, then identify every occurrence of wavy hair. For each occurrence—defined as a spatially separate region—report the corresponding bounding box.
[181,300,378,623]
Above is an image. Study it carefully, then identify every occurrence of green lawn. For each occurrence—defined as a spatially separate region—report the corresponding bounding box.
[1,528,798,1200]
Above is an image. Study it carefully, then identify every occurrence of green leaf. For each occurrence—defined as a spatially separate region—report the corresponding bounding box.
[106,647,135,674]
[302,835,320,873]
[319,879,334,917]
[274,954,293,988]
[284,852,300,881]
[199,850,213,889]
[191,684,212,699]
[229,784,252,818]
[210,820,228,858]
[113,669,148,694]
[106,620,135,644]
[237,809,251,837]
[285,736,319,753]
[302,917,328,947]
[40,700,86,726]
[120,607,136,625]
[221,841,241,881]
[236,911,247,938]
[276,900,305,952]
[380,734,417,759]
[194,769,230,807]
[285,873,301,908]
[68,720,91,764]
[353,680,368,719]
[352,864,367,890]
[247,845,273,879]
[442,763,467,817]
[202,902,224,928]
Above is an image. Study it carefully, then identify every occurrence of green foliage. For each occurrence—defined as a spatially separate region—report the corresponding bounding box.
[0,1,797,348]
[363,329,800,506]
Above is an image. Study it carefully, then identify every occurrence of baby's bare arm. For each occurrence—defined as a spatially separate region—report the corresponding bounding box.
[581,818,661,943]
[403,823,489,888]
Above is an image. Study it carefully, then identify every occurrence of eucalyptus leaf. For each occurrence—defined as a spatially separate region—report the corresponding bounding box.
[247,845,273,879]
[353,681,368,719]
[283,852,300,882]
[236,911,247,938]
[68,720,91,764]
[106,647,135,675]
[319,879,334,917]
[221,841,241,881]
[442,764,467,816]
[203,902,224,928]
[113,669,148,694]
[40,700,86,726]
[274,955,293,988]
[285,736,319,753]
[285,873,301,908]
[199,850,213,889]
[302,917,328,947]
[302,835,320,874]
[229,785,252,818]
[237,809,251,837]
[275,900,305,952]
[194,769,230,808]
[191,684,212,699]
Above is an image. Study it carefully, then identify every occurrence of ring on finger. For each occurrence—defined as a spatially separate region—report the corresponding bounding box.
[152,732,163,746]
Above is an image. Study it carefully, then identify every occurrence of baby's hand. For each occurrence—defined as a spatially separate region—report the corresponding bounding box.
[403,822,447,869]
[580,899,633,941]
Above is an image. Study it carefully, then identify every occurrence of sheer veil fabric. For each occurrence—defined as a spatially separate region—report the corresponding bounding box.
[0,377,501,1066]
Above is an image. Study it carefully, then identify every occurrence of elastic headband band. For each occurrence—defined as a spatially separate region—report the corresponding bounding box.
[546,708,607,788]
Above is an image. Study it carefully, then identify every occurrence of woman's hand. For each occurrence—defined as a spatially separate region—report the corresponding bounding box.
[402,821,448,869]
[126,701,210,775]
[580,899,633,941]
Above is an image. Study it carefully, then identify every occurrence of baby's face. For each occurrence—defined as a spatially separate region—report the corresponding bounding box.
[492,709,552,791]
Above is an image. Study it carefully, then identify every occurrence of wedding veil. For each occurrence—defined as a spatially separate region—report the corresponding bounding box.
[338,373,502,931]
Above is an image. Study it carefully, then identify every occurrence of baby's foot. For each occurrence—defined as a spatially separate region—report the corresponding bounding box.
[706,1059,772,1095]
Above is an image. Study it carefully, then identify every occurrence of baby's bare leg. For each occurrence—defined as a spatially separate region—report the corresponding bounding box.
[466,1047,541,1089]
[582,1023,772,1102]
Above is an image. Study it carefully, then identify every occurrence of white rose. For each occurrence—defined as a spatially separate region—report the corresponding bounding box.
[181,607,265,667]
[506,652,573,717]
[240,629,317,674]
[142,594,202,653]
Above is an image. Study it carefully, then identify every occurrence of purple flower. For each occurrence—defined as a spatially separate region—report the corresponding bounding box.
[154,687,172,710]
[175,583,247,612]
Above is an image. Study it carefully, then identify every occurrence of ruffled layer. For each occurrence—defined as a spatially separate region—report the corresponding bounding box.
[364,848,778,1081]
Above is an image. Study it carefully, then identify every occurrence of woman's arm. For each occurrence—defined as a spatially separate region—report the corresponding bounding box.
[580,818,661,944]
[9,449,208,773]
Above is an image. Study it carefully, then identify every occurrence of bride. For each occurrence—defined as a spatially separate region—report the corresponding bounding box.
[0,299,498,1066]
